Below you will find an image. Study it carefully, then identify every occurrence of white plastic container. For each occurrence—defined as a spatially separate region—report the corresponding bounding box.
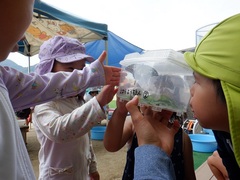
[117,49,194,114]
[17,119,27,128]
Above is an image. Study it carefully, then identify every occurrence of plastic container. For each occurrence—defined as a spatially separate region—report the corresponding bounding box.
[117,49,194,114]
[91,126,106,140]
[17,119,28,128]
[107,108,115,120]
[189,134,217,153]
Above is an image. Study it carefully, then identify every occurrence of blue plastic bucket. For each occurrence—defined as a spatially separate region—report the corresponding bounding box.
[202,128,214,135]
[189,134,217,153]
[91,126,106,140]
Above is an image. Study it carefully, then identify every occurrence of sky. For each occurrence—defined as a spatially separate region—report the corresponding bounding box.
[7,0,240,67]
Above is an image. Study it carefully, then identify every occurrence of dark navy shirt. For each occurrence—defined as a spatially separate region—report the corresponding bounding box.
[213,130,240,180]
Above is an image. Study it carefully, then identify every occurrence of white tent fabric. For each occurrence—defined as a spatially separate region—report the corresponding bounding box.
[18,1,108,57]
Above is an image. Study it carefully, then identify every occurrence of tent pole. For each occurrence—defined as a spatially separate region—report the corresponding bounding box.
[25,39,31,73]
[28,56,30,73]
[104,37,108,65]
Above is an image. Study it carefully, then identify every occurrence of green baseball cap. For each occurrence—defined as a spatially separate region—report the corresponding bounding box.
[184,13,240,167]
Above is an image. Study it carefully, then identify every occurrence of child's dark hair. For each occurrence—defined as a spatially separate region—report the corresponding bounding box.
[212,79,226,103]
[15,108,31,119]
[89,91,99,95]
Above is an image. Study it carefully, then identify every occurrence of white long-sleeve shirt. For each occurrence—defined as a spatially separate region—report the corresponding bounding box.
[0,60,105,179]
[33,96,105,180]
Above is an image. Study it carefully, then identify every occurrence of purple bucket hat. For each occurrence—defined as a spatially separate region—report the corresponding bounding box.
[35,35,94,75]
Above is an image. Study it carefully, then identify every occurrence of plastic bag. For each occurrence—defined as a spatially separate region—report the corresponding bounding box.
[117,49,194,114]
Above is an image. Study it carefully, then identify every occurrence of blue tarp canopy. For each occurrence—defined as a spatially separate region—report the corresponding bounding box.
[85,31,143,67]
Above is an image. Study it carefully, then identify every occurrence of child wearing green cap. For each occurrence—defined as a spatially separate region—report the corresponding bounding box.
[184,13,240,179]
[126,13,240,180]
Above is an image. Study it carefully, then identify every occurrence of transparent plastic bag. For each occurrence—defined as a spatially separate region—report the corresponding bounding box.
[117,49,194,114]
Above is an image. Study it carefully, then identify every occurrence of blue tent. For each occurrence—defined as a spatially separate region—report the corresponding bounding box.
[85,31,143,67]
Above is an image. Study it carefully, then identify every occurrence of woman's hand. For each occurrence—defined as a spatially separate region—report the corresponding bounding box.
[126,96,180,156]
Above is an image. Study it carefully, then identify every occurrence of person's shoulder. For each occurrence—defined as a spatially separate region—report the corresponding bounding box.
[213,130,231,138]
[182,129,191,141]
[34,100,56,110]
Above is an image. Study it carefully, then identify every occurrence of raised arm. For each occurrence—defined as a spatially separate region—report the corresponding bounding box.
[182,131,196,180]
[4,51,120,112]
[33,85,118,143]
[104,97,133,152]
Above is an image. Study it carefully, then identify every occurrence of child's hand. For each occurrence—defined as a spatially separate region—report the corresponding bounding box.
[97,51,121,86]
[126,96,180,156]
[96,85,118,108]
[89,171,100,180]
[115,96,128,115]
